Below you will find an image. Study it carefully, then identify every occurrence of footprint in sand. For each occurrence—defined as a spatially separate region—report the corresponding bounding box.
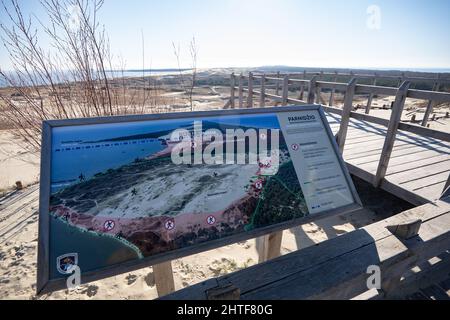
[126,273,138,285]
[80,285,98,297]
[144,272,155,287]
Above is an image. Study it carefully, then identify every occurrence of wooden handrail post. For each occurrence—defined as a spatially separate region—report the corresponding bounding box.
[365,75,377,114]
[257,231,283,263]
[441,173,450,199]
[328,72,338,106]
[153,261,175,297]
[315,71,323,104]
[307,76,318,104]
[298,70,306,100]
[247,72,254,108]
[336,78,357,153]
[230,73,235,109]
[238,73,243,108]
[421,76,440,127]
[282,75,289,106]
[373,81,411,187]
[260,74,266,107]
[275,71,280,96]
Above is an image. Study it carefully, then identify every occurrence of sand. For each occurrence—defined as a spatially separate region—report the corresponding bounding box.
[0,131,40,192]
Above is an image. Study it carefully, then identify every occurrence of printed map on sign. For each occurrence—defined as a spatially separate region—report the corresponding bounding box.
[47,110,355,279]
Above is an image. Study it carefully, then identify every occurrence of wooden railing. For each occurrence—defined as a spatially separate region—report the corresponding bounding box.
[162,197,450,300]
[227,72,450,191]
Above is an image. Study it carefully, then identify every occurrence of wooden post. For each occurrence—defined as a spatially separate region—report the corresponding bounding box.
[336,78,357,153]
[275,71,280,96]
[260,74,266,107]
[257,231,283,263]
[153,261,175,297]
[421,78,440,127]
[282,75,289,106]
[315,71,323,104]
[441,173,450,199]
[247,72,253,108]
[328,73,338,106]
[238,73,243,109]
[230,73,235,109]
[373,81,411,187]
[298,70,306,100]
[315,86,321,104]
[307,76,318,104]
[365,75,377,114]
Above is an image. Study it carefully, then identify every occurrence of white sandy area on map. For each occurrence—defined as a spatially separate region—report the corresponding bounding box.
[94,161,260,219]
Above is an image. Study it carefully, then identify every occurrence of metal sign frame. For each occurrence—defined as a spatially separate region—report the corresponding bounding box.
[37,104,362,294]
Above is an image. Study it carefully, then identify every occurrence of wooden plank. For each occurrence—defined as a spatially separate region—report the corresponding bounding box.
[336,78,357,153]
[421,80,440,127]
[260,74,266,107]
[275,71,280,96]
[328,74,338,106]
[374,81,411,187]
[416,182,447,201]
[238,74,243,108]
[407,88,450,103]
[420,284,450,300]
[355,84,397,96]
[307,76,317,104]
[404,212,450,260]
[153,261,175,297]
[230,73,235,109]
[353,145,449,168]
[326,106,450,142]
[164,201,450,300]
[343,140,444,161]
[365,76,377,114]
[384,154,450,176]
[282,75,289,106]
[401,170,450,189]
[257,231,283,263]
[298,70,306,100]
[247,72,253,108]
[242,235,409,300]
[345,141,449,165]
[442,174,450,199]
[382,161,450,185]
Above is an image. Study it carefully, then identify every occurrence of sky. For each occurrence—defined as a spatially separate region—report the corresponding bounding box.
[1,0,450,71]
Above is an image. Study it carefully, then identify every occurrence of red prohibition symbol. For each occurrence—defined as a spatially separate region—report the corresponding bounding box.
[103,219,115,231]
[291,143,300,151]
[206,215,216,225]
[164,219,175,231]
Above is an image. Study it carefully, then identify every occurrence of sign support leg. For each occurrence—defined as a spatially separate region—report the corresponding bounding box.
[153,261,175,297]
[257,231,283,263]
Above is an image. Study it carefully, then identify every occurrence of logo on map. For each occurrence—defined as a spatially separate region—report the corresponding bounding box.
[56,253,78,275]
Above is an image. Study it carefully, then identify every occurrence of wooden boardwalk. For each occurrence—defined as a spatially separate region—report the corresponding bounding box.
[228,72,450,206]
[325,112,450,204]
[163,197,450,300]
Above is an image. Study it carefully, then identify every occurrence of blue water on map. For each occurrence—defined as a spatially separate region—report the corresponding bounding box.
[49,217,140,280]
[51,139,164,193]
[50,113,281,193]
